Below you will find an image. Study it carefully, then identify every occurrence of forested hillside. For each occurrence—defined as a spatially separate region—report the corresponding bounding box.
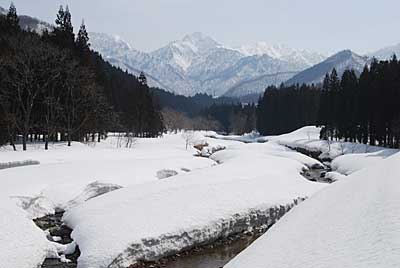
[0,4,164,150]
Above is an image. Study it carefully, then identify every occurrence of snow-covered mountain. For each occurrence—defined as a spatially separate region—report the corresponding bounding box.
[4,6,400,97]
[285,50,368,86]
[369,43,400,60]
[237,42,326,67]
[150,32,221,73]
[90,32,327,96]
[1,6,52,33]
[223,71,297,98]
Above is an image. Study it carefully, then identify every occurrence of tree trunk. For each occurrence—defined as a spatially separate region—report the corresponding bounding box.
[68,131,72,146]
[22,133,27,151]
[45,135,49,150]
[10,137,16,151]
[98,133,101,143]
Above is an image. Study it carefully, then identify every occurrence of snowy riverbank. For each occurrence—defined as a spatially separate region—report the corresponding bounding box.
[225,146,400,268]
[2,128,396,268]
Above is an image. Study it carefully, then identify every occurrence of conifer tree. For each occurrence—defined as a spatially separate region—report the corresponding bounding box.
[55,5,65,29]
[6,2,19,30]
[53,5,74,47]
[139,72,148,86]
[63,6,73,35]
[76,20,90,51]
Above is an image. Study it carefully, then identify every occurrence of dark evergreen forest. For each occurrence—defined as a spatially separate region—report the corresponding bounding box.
[257,58,400,149]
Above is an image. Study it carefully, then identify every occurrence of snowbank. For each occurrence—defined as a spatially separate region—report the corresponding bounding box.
[225,152,400,268]
[331,149,398,175]
[0,159,40,170]
[0,134,214,219]
[0,134,218,267]
[63,141,326,268]
[270,126,398,161]
[0,197,57,268]
[207,131,268,143]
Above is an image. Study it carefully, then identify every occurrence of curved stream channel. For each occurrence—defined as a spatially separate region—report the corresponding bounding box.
[34,141,331,268]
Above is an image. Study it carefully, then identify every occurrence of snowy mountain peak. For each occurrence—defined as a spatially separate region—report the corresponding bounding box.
[238,42,288,57]
[236,42,327,69]
[181,32,220,48]
[150,32,220,72]
[89,32,133,53]
[325,49,368,67]
[368,43,400,60]
[285,49,368,86]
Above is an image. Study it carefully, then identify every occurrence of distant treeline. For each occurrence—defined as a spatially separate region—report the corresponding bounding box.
[257,84,321,135]
[257,57,400,149]
[161,102,256,135]
[0,4,164,150]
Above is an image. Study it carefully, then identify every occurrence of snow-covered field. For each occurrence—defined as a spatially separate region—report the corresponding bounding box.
[0,131,326,268]
[1,128,398,268]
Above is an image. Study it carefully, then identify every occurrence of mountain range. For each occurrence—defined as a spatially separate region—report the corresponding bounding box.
[2,6,400,98]
[89,32,327,96]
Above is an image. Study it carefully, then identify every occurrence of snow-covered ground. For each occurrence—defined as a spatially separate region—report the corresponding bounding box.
[2,128,397,268]
[213,126,399,177]
[225,146,400,268]
[0,131,325,268]
[268,126,398,161]
[63,141,325,268]
[0,133,215,267]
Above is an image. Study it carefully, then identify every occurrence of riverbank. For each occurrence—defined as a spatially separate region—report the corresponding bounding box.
[1,131,326,267]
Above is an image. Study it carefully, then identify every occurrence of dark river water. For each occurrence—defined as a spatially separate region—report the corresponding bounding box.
[162,235,261,268]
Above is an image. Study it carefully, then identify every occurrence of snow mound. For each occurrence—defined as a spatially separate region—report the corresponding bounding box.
[225,152,400,268]
[0,197,57,268]
[270,126,398,161]
[63,141,325,267]
[331,150,397,175]
[65,181,123,210]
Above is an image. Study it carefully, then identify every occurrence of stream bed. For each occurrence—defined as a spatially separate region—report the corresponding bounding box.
[161,234,262,268]
[32,142,329,268]
[34,211,80,268]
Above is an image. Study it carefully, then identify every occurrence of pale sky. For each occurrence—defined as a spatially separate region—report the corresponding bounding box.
[1,0,399,54]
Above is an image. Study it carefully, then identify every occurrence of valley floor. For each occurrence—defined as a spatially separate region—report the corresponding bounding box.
[0,127,398,268]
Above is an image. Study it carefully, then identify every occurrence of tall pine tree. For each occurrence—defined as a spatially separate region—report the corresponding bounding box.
[53,5,75,47]
[55,5,65,28]
[6,2,19,30]
[76,20,90,51]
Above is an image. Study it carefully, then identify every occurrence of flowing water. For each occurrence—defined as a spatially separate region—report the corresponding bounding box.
[153,234,262,268]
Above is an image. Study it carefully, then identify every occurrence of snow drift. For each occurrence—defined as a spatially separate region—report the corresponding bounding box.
[0,197,57,268]
[225,152,400,268]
